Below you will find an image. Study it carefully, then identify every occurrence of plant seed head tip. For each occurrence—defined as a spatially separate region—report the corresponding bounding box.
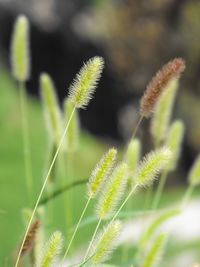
[140,58,186,118]
[68,56,104,109]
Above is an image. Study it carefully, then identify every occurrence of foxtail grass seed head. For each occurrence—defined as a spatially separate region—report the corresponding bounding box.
[134,147,172,187]
[125,138,141,185]
[150,78,179,147]
[64,98,79,152]
[143,233,166,267]
[90,220,122,265]
[96,162,128,220]
[188,155,200,186]
[11,15,30,81]
[165,120,185,171]
[140,58,185,118]
[21,220,40,256]
[40,73,63,147]
[68,56,104,109]
[87,148,117,198]
[36,231,63,267]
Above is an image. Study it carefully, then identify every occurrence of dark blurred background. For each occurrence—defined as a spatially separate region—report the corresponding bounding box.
[0,0,200,178]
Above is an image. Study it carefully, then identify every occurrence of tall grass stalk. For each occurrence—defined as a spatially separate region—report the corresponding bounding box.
[19,81,33,199]
[15,107,76,267]
[83,218,102,261]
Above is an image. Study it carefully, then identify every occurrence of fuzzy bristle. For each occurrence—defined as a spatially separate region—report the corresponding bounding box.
[87,148,117,199]
[134,147,172,187]
[90,220,122,265]
[96,162,128,220]
[36,231,63,267]
[68,56,104,109]
[140,58,185,118]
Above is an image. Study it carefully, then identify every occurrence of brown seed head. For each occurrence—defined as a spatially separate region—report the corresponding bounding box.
[140,58,185,118]
[21,220,41,256]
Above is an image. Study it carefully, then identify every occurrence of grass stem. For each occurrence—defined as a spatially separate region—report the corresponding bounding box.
[19,81,33,200]
[83,218,102,261]
[62,197,92,260]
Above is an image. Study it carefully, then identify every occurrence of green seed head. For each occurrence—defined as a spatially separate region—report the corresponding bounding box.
[11,15,30,81]
[165,120,185,171]
[96,162,128,220]
[188,155,200,186]
[36,231,63,267]
[87,148,117,199]
[68,56,104,109]
[40,73,63,147]
[125,138,141,186]
[91,220,122,265]
[134,147,172,187]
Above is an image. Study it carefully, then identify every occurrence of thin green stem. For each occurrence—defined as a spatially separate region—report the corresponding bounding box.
[62,197,91,261]
[181,184,194,208]
[151,171,168,210]
[83,218,102,261]
[39,178,87,206]
[19,81,33,200]
[58,153,70,236]
[15,106,76,267]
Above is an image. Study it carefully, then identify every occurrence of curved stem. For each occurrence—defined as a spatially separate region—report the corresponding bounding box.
[83,218,102,262]
[39,178,87,206]
[19,81,33,200]
[62,197,91,261]
[15,106,76,267]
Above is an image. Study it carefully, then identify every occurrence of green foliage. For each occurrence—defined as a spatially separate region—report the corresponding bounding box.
[11,15,30,81]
